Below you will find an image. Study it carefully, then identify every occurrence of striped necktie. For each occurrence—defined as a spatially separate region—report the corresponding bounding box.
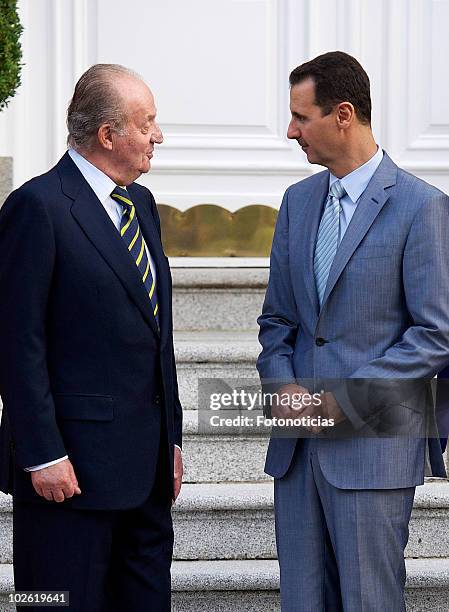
[313,180,346,306]
[111,186,159,325]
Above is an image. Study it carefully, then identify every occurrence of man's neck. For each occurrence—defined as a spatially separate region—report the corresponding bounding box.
[328,136,378,178]
[75,147,128,186]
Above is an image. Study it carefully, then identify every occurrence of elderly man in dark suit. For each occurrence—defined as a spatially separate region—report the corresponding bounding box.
[0,63,183,612]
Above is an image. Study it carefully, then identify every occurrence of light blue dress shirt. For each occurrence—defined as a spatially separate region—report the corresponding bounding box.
[329,146,384,242]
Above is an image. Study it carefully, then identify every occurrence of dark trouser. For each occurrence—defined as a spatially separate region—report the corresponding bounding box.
[275,439,415,612]
[13,468,173,612]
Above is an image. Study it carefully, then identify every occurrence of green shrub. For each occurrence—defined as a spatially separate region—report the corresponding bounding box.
[0,0,23,110]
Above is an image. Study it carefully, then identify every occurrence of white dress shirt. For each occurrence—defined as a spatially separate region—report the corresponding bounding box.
[25,149,179,472]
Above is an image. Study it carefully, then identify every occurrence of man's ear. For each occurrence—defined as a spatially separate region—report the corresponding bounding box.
[97,124,114,150]
[336,102,355,129]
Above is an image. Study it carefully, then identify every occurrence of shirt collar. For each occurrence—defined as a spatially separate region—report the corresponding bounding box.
[68,148,118,204]
[329,146,384,204]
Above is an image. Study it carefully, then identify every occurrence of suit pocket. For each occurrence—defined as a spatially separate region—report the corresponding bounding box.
[350,245,395,260]
[54,394,114,421]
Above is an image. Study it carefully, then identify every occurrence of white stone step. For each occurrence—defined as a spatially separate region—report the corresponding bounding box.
[174,331,260,364]
[0,565,13,612]
[1,559,449,612]
[172,268,267,331]
[181,410,269,483]
[172,559,278,612]
[173,483,274,560]
[182,434,269,483]
[0,494,11,565]
[174,331,260,411]
[410,480,449,559]
[0,158,12,208]
[172,558,449,612]
[2,481,449,566]
[173,481,449,561]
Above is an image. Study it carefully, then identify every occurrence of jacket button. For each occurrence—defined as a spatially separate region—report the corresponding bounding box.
[315,337,326,347]
[155,395,161,405]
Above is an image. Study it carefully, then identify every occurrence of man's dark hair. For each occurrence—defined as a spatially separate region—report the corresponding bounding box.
[289,51,372,125]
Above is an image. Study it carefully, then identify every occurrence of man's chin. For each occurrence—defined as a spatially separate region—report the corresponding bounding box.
[304,149,315,163]
[140,159,151,174]
[304,150,323,166]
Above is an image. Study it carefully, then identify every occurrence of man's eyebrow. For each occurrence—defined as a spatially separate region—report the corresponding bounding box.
[291,111,306,119]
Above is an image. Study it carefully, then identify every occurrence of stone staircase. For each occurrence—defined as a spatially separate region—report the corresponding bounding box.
[1,267,449,611]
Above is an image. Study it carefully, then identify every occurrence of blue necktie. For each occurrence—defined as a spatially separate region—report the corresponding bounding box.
[314,180,346,306]
[111,187,159,326]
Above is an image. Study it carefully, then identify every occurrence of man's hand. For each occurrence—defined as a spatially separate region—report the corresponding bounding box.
[271,383,312,418]
[271,386,346,434]
[321,392,346,424]
[307,392,346,433]
[31,459,81,503]
[173,446,183,503]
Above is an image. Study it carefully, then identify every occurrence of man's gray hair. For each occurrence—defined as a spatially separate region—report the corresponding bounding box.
[67,64,141,150]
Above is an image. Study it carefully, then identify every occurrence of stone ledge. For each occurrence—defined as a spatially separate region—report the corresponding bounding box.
[174,331,260,363]
[171,273,265,331]
[0,496,10,513]
[1,560,449,612]
[171,558,449,591]
[414,480,449,508]
[0,158,12,207]
[1,558,449,589]
[172,560,278,592]
[174,482,272,513]
[1,476,447,516]
[172,268,268,289]
[182,434,269,483]
[405,557,449,587]
[0,565,13,593]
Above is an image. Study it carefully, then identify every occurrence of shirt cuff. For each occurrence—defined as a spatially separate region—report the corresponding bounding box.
[174,445,182,453]
[24,456,69,472]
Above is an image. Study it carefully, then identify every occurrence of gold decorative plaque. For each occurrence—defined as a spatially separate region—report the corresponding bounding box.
[157,204,277,257]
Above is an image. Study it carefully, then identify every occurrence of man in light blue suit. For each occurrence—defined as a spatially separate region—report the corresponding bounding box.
[257,51,449,611]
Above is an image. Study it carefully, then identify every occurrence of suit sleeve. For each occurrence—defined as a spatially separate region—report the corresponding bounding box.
[0,188,67,468]
[353,193,449,377]
[145,188,183,448]
[334,193,449,426]
[170,345,183,448]
[256,188,299,411]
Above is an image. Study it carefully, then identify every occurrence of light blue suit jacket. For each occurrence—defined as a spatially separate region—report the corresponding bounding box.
[257,152,449,488]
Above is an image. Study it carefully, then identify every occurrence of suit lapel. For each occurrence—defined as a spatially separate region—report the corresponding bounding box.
[319,152,398,312]
[300,172,329,317]
[58,153,160,338]
[128,184,171,348]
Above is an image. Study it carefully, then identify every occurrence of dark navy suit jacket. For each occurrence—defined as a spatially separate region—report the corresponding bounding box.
[0,152,182,510]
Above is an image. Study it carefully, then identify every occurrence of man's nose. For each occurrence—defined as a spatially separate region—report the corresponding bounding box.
[151,124,163,144]
[287,120,300,140]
